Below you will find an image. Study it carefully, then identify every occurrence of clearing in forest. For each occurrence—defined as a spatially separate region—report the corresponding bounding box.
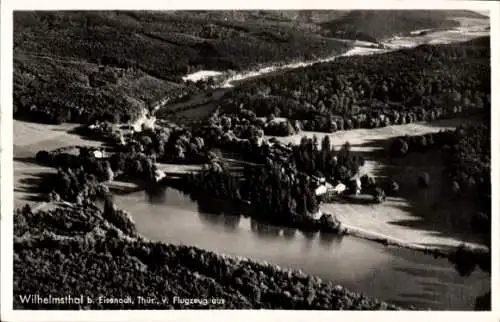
[272,116,486,251]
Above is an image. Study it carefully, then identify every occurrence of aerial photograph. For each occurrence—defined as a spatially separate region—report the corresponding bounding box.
[12,9,491,311]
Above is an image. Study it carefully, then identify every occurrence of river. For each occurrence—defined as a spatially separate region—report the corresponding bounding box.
[116,187,490,310]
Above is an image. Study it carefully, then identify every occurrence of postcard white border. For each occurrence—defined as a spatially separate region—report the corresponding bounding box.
[1,1,498,321]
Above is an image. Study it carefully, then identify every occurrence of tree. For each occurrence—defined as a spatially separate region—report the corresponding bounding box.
[103,194,116,218]
[110,152,126,172]
[56,172,72,197]
[48,191,61,202]
[372,187,386,204]
[418,172,430,188]
[321,135,331,153]
[134,159,144,175]
[389,180,399,195]
[305,188,319,214]
[36,150,51,164]
[104,161,114,182]
[450,245,477,277]
[361,174,376,191]
[79,147,92,158]
[343,141,351,152]
[449,89,462,107]
[75,193,84,205]
[475,292,491,311]
[418,135,428,151]
[141,135,153,148]
[390,138,409,157]
[194,137,205,150]
[292,120,301,133]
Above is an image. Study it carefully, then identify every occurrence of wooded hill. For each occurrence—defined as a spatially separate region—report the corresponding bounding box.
[13,10,486,125]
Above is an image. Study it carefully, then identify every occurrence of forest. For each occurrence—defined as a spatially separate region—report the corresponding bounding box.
[13,185,490,310]
[389,122,491,240]
[182,158,327,230]
[179,134,377,231]
[13,202,401,310]
[120,124,209,164]
[13,10,491,311]
[218,37,490,133]
[13,10,486,125]
[35,146,157,202]
[13,11,350,124]
[319,10,463,42]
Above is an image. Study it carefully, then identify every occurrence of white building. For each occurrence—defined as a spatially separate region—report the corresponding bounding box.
[315,185,327,196]
[92,150,105,159]
[154,169,166,182]
[333,183,347,195]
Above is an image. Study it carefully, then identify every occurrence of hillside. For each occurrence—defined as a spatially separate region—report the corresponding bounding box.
[217,36,490,134]
[13,203,402,310]
[445,10,489,19]
[14,10,487,125]
[13,11,351,125]
[319,10,485,42]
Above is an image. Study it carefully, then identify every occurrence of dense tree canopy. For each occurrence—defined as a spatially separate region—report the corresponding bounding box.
[388,122,491,239]
[14,11,350,124]
[13,203,402,310]
[218,37,490,133]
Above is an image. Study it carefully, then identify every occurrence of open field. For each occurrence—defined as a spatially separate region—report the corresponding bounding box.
[451,17,490,27]
[271,116,487,251]
[327,150,486,252]
[11,10,491,312]
[14,120,102,152]
[14,115,486,253]
[158,19,489,126]
[13,120,103,208]
[156,163,204,175]
[270,116,479,154]
[384,25,489,48]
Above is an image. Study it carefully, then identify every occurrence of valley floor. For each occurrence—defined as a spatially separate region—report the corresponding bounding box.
[13,116,488,255]
[271,116,488,253]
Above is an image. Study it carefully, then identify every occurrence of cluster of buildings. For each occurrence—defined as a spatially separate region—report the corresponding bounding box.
[313,176,362,198]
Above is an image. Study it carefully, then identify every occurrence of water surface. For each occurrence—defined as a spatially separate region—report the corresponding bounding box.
[116,187,490,310]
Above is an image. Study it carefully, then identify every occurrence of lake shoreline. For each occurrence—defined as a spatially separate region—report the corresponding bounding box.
[14,201,407,310]
[115,186,491,310]
[102,117,490,263]
[107,177,490,266]
[12,14,491,311]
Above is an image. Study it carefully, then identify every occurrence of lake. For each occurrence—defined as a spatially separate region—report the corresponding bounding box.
[116,21,491,310]
[116,187,490,310]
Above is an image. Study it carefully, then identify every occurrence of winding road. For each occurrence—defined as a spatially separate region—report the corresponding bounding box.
[152,22,488,123]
